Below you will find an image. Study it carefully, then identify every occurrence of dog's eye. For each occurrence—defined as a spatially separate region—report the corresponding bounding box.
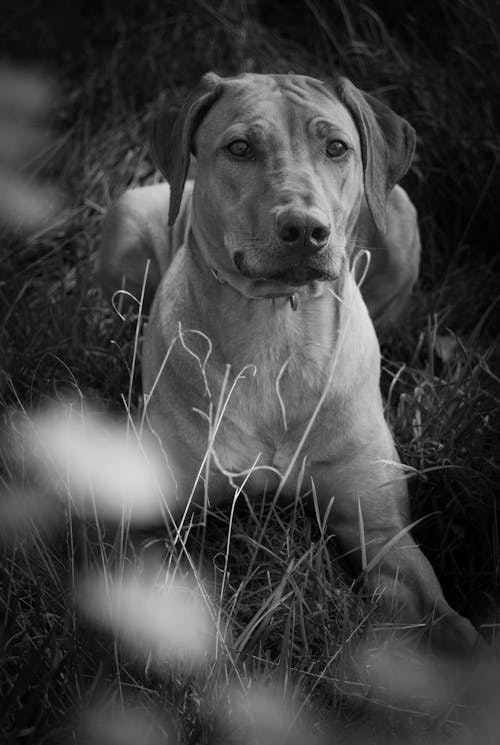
[227,140,254,159]
[326,140,348,159]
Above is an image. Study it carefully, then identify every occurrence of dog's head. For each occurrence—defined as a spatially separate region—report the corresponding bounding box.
[151,72,415,295]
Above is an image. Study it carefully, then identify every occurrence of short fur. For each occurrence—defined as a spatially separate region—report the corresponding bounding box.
[100,73,484,656]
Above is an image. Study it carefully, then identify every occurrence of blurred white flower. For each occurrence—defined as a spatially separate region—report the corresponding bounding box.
[0,64,64,233]
[359,642,452,710]
[79,569,217,666]
[0,167,62,232]
[17,402,174,525]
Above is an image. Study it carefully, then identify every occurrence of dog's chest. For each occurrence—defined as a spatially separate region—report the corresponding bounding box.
[205,303,341,472]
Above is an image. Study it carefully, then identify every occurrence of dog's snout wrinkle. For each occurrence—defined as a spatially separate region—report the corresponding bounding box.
[276,206,331,254]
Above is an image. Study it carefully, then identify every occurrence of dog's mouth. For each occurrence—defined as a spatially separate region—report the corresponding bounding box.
[260,266,335,285]
[233,252,336,286]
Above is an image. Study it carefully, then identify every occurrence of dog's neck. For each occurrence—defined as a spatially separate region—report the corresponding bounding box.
[182,228,370,367]
[209,262,302,311]
[186,228,359,314]
[180,229,376,387]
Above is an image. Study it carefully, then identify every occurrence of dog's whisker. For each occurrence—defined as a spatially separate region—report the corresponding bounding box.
[245,254,265,273]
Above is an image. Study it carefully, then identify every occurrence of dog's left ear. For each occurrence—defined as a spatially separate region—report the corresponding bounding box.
[150,72,223,226]
[335,78,416,233]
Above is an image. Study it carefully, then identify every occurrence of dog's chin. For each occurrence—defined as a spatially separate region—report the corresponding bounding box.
[261,267,336,286]
[233,253,337,286]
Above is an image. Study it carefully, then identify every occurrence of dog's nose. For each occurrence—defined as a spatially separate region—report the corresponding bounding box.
[276,208,331,253]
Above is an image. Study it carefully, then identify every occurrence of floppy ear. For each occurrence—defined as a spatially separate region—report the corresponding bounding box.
[335,77,416,232]
[150,72,223,226]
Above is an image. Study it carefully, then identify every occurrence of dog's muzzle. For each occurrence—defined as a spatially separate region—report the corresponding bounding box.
[210,264,323,311]
[275,206,331,255]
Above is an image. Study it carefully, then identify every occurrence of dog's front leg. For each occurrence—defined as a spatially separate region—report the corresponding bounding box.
[308,448,482,656]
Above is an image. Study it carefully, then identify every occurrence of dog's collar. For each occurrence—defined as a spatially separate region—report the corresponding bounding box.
[189,229,318,311]
[209,264,310,311]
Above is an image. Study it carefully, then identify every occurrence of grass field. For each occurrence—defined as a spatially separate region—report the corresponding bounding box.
[1,0,500,742]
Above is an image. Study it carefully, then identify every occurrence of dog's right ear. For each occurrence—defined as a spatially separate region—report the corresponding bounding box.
[150,72,223,226]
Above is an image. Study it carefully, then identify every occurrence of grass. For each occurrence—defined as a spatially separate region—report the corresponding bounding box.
[1,0,500,742]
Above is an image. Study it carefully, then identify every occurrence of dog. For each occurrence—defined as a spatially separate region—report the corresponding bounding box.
[100,72,483,656]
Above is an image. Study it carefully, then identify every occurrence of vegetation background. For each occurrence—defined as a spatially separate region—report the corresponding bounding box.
[1,0,499,742]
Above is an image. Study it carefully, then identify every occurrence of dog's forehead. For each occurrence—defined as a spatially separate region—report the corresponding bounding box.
[203,74,357,136]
